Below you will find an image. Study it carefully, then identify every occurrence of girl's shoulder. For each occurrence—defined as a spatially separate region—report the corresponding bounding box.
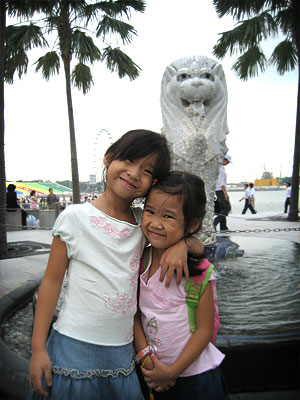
[192,259,214,283]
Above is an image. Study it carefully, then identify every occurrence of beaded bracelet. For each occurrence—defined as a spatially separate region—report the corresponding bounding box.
[135,344,156,365]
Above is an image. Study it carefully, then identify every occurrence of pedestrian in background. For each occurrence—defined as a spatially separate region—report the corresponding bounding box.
[47,188,57,209]
[249,183,256,212]
[213,154,232,231]
[239,184,256,214]
[284,182,291,213]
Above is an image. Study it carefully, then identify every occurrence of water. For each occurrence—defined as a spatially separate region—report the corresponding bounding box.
[215,236,300,337]
[228,189,291,214]
[2,237,300,361]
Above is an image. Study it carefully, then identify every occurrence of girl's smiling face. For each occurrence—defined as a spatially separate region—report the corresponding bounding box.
[105,154,157,201]
[142,189,185,251]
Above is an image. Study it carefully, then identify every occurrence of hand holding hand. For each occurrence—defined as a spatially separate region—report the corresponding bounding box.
[142,354,176,388]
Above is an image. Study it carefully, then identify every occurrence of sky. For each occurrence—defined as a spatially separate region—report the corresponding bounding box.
[4,0,298,184]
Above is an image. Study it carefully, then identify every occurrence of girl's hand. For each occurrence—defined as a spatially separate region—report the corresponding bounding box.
[152,381,176,392]
[159,240,189,287]
[142,354,176,387]
[29,350,52,397]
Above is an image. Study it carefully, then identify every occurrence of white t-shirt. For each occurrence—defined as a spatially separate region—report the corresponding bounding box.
[215,165,227,191]
[250,188,255,198]
[286,187,291,198]
[52,202,145,346]
[244,188,251,200]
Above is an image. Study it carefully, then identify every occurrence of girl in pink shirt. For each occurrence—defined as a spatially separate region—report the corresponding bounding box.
[134,171,229,400]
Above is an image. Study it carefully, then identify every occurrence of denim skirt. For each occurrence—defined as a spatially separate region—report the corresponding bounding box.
[28,329,144,400]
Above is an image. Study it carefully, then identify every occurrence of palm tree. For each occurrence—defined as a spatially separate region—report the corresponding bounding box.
[0,0,7,255]
[1,0,48,255]
[5,0,145,204]
[212,0,299,221]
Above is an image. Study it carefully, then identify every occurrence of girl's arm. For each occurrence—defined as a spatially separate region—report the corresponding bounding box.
[142,282,214,387]
[29,236,69,397]
[133,310,154,371]
[159,237,204,287]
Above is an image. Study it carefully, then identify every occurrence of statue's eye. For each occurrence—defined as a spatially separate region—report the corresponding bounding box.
[177,73,191,82]
[202,72,214,81]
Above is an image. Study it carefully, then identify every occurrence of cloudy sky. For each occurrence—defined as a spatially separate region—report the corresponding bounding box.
[4,0,297,184]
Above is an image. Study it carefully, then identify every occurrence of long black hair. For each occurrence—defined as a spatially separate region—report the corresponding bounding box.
[151,171,206,276]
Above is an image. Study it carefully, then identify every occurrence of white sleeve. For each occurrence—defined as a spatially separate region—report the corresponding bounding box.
[52,205,79,258]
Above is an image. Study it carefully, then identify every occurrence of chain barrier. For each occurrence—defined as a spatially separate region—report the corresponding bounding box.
[1,221,299,235]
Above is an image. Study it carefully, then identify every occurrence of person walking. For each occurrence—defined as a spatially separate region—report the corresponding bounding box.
[213,155,232,232]
[239,184,256,214]
[249,183,256,212]
[284,182,291,213]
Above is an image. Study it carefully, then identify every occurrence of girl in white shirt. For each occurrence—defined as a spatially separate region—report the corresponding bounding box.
[28,130,200,400]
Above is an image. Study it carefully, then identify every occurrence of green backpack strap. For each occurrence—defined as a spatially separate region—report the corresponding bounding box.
[185,263,214,333]
[139,246,151,274]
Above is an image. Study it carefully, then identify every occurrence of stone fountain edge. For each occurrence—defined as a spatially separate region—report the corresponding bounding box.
[0,274,43,400]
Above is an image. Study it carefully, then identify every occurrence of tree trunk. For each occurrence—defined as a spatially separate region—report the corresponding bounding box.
[0,0,8,255]
[63,57,81,204]
[288,28,300,221]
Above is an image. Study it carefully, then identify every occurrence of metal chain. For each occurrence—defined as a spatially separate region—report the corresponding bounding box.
[1,222,299,234]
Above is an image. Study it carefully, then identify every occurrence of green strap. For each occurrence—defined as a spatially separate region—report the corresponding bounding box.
[185,264,214,333]
[141,246,151,272]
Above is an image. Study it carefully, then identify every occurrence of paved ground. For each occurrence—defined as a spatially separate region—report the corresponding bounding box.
[0,211,299,399]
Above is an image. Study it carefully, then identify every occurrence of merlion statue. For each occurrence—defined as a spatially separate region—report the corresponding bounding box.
[160,55,229,244]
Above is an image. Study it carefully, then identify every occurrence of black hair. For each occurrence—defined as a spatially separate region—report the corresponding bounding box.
[49,188,53,192]
[249,183,254,188]
[286,182,291,187]
[7,184,16,192]
[244,183,249,188]
[151,171,206,277]
[30,190,36,196]
[103,130,172,186]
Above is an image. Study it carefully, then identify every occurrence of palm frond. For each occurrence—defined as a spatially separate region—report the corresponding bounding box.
[6,0,57,18]
[71,30,101,63]
[213,0,265,20]
[275,9,295,36]
[96,16,137,44]
[213,11,277,58]
[101,46,141,80]
[269,40,298,74]
[84,0,145,20]
[34,51,60,80]
[71,63,94,94]
[5,24,48,53]
[232,46,267,80]
[5,50,29,83]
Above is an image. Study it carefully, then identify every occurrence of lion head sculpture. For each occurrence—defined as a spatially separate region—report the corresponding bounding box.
[160,56,229,244]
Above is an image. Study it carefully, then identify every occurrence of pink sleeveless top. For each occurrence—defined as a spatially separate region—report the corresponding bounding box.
[139,248,224,377]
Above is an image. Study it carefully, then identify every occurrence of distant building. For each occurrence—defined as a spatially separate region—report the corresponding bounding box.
[254,178,279,187]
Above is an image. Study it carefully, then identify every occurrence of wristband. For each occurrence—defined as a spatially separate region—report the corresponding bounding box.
[135,344,156,365]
